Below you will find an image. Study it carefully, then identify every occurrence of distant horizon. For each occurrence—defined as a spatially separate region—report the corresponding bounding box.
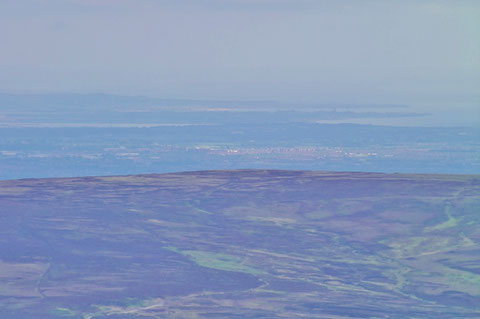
[1,91,478,127]
[0,90,477,109]
[0,91,411,108]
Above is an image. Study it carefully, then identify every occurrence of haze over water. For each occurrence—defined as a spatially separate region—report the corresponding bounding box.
[1,0,479,124]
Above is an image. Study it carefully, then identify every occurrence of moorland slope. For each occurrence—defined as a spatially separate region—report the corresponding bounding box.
[0,170,479,318]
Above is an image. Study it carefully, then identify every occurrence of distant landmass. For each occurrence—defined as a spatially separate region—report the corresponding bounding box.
[0,93,421,126]
[1,170,479,318]
[0,93,408,111]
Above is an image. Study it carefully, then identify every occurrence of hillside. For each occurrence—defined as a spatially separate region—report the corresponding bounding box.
[0,170,479,318]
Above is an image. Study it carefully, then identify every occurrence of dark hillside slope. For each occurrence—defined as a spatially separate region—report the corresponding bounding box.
[0,170,479,318]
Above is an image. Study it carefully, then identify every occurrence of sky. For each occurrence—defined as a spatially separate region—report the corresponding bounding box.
[0,0,479,111]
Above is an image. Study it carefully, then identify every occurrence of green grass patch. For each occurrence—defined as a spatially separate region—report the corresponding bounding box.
[52,307,76,317]
[170,248,263,275]
[445,268,480,295]
[425,204,461,232]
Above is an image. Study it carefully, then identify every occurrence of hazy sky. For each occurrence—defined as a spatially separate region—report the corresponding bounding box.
[0,0,479,108]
